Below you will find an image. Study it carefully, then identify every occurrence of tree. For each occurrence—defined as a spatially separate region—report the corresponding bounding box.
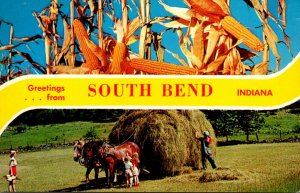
[204,110,238,141]
[204,110,265,142]
[235,111,265,142]
[83,127,99,141]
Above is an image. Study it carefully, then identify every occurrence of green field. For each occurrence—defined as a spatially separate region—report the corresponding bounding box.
[217,110,300,142]
[0,143,299,192]
[0,122,115,150]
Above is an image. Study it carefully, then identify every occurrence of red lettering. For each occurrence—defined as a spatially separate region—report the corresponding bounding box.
[99,84,110,97]
[126,84,138,97]
[88,84,96,97]
[162,84,172,96]
[202,84,213,96]
[176,84,185,97]
[140,84,151,96]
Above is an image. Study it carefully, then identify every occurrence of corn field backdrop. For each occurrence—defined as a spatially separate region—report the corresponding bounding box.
[0,0,298,83]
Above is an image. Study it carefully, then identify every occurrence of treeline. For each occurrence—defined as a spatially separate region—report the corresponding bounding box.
[11,109,267,141]
[10,101,299,142]
[203,110,267,142]
[10,109,125,126]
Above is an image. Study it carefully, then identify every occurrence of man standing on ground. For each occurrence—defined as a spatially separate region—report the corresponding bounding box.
[196,131,217,170]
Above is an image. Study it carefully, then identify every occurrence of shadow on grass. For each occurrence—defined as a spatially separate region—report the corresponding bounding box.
[49,176,128,192]
[49,170,152,192]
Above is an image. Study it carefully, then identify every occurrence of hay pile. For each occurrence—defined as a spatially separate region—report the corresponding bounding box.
[108,110,217,177]
[199,167,255,182]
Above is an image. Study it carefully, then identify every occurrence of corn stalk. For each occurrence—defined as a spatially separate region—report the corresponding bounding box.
[33,12,52,74]
[145,0,151,59]
[7,25,14,81]
[121,0,128,35]
[98,0,103,48]
[70,0,75,67]
[139,0,151,59]
[51,0,59,66]
[262,0,269,70]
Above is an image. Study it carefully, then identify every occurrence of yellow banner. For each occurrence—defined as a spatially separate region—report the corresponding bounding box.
[0,54,300,133]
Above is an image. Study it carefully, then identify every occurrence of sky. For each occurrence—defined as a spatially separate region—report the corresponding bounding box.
[0,0,300,76]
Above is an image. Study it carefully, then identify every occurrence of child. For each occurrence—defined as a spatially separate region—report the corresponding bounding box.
[7,150,17,192]
[123,155,133,188]
[131,152,140,187]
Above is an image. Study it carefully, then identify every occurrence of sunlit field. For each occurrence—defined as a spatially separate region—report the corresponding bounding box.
[0,143,299,192]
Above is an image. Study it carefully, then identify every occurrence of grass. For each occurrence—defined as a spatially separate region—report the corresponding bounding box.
[0,143,299,192]
[0,122,115,150]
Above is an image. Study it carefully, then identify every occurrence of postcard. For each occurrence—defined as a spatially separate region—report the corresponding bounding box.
[0,0,299,192]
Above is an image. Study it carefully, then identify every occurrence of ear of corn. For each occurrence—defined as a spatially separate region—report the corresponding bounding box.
[84,37,108,69]
[221,16,264,52]
[73,19,101,70]
[187,0,229,21]
[130,58,198,75]
[106,42,128,74]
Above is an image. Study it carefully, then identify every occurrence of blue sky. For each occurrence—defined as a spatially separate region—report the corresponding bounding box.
[0,0,299,75]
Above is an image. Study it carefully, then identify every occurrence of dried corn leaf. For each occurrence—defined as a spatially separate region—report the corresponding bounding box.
[51,65,90,74]
[76,3,86,19]
[139,25,148,58]
[232,48,245,75]
[13,50,46,73]
[283,33,292,55]
[87,0,96,15]
[114,19,125,43]
[55,18,72,65]
[236,47,257,61]
[152,32,164,62]
[222,40,244,74]
[243,63,251,71]
[278,0,287,29]
[130,0,142,19]
[0,44,14,51]
[263,23,280,68]
[13,35,42,42]
[103,36,117,55]
[247,0,264,21]
[50,0,59,21]
[165,49,189,66]
[124,17,141,44]
[177,28,202,68]
[211,0,230,15]
[183,0,191,6]
[192,22,204,64]
[243,0,254,8]
[40,15,53,34]
[230,48,244,75]
[204,54,227,74]
[251,62,268,75]
[126,36,140,45]
[159,0,191,21]
[204,25,220,64]
[63,52,75,67]
[158,18,190,29]
[121,0,128,34]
